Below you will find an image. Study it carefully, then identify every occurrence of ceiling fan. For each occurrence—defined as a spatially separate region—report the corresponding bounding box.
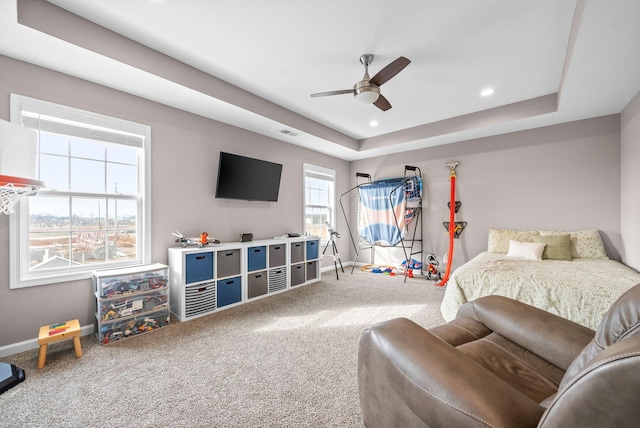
[310,54,411,111]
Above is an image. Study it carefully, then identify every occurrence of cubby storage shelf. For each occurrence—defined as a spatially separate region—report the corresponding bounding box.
[168,236,321,322]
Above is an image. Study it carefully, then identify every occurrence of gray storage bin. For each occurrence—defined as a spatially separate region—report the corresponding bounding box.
[217,249,241,278]
[306,260,318,281]
[248,271,268,299]
[291,263,305,287]
[290,241,304,264]
[269,244,286,267]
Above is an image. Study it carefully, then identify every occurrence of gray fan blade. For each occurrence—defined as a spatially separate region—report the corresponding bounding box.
[310,89,353,98]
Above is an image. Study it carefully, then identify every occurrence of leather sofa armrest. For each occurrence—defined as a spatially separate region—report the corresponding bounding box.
[466,296,595,370]
[362,318,544,427]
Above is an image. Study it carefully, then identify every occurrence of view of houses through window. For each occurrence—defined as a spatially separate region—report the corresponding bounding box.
[10,94,149,288]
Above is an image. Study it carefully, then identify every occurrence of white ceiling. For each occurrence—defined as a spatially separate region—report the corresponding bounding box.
[1,0,640,160]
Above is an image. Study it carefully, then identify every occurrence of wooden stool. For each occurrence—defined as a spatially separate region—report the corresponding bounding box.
[37,319,83,369]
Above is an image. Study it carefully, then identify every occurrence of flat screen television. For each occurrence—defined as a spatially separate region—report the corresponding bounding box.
[215,152,283,202]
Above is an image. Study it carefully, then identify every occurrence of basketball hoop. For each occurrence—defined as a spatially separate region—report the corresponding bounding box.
[0,174,45,215]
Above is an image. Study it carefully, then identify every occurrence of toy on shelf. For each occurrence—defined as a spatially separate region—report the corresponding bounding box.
[172,230,220,248]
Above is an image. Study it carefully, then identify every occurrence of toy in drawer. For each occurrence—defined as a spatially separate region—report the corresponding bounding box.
[97,272,168,298]
[98,310,169,344]
[99,289,169,322]
[184,282,216,319]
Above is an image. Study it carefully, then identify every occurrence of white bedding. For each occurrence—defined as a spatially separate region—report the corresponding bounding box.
[440,251,640,330]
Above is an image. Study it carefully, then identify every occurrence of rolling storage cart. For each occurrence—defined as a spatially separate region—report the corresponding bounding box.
[93,263,170,344]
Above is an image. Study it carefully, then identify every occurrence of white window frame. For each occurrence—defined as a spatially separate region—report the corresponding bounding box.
[303,163,336,243]
[9,94,151,289]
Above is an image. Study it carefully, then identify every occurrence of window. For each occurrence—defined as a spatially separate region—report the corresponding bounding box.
[303,163,335,242]
[9,94,151,288]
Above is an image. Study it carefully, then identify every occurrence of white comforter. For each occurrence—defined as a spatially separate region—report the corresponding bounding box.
[440,252,640,330]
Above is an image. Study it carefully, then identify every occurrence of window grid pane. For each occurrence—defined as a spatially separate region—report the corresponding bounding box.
[303,165,335,241]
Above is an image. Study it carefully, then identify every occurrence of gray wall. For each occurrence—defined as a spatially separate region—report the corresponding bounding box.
[350,115,623,270]
[621,90,640,270]
[0,55,351,347]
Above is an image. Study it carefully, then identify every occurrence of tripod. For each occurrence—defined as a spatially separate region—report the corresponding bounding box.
[323,225,344,280]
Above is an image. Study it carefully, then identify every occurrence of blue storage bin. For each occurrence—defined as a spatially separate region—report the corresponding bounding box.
[306,240,319,260]
[185,252,214,284]
[248,246,267,271]
[217,276,242,308]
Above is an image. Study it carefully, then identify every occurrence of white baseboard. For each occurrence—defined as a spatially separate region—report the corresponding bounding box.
[320,260,355,273]
[0,324,95,358]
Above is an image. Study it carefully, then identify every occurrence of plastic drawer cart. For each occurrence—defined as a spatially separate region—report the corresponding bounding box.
[93,263,170,344]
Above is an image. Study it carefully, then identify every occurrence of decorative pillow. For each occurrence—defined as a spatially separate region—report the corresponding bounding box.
[487,228,540,254]
[539,229,608,259]
[506,240,545,261]
[533,234,572,260]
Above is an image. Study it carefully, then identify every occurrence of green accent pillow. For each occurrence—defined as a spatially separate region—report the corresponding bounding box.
[533,234,572,260]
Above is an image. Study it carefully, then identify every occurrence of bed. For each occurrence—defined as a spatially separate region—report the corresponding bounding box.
[440,228,640,330]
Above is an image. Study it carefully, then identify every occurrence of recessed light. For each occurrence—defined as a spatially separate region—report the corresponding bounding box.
[369,120,379,127]
[480,88,495,97]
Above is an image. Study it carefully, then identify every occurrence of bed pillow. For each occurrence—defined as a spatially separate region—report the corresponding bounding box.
[533,234,572,260]
[539,229,608,259]
[506,240,545,261]
[487,228,540,254]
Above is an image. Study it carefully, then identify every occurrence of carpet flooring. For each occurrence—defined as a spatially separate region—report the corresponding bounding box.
[0,269,447,428]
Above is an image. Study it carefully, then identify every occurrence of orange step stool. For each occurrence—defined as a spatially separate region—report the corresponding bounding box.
[37,319,83,369]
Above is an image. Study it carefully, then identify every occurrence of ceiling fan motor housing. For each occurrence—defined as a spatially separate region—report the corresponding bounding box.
[354,54,380,103]
[354,80,380,103]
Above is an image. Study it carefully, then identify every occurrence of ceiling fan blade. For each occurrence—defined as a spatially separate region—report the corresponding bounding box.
[310,89,353,98]
[373,95,392,111]
[370,56,411,87]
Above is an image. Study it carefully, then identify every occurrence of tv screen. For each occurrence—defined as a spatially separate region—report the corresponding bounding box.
[215,152,283,202]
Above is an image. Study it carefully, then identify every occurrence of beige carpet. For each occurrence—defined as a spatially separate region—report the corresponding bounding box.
[0,269,447,428]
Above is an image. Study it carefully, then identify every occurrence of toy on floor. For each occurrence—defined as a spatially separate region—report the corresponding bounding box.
[425,254,442,280]
[361,265,396,276]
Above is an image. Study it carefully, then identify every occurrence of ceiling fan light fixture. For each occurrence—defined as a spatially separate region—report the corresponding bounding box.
[355,91,380,104]
[354,81,380,104]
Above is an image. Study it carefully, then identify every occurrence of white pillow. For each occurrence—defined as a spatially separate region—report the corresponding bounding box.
[487,228,540,254]
[506,240,545,261]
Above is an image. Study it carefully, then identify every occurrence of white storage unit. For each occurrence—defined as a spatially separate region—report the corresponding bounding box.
[93,263,170,344]
[169,236,321,322]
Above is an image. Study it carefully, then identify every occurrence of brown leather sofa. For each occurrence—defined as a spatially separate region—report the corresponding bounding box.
[358,283,640,427]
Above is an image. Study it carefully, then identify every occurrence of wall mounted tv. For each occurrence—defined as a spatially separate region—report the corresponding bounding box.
[215,152,283,202]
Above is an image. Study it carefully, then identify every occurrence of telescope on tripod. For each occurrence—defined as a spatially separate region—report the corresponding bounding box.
[323,222,344,280]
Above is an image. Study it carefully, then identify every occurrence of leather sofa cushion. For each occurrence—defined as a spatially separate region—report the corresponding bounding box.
[457,332,562,403]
